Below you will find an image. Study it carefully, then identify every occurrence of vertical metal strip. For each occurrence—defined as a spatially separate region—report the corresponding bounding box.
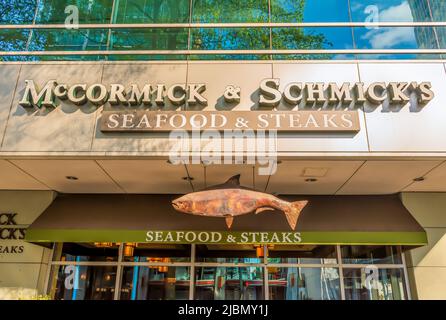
[426,0,442,57]
[401,246,412,300]
[188,0,193,53]
[25,0,41,52]
[346,0,358,60]
[45,242,62,297]
[185,0,194,111]
[263,244,269,300]
[43,243,55,295]
[268,0,273,60]
[113,243,124,300]
[337,245,346,300]
[189,244,196,300]
[106,0,118,60]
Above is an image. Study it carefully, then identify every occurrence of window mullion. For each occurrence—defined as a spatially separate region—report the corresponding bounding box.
[113,243,124,300]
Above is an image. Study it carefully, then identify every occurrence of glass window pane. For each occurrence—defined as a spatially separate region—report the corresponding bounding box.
[0,0,37,24]
[29,28,109,51]
[271,0,350,22]
[435,27,446,50]
[113,0,190,24]
[267,245,337,264]
[0,29,30,51]
[341,246,402,264]
[355,53,442,60]
[343,268,407,300]
[120,266,190,300]
[56,243,119,262]
[110,28,188,50]
[350,0,431,22]
[189,54,269,60]
[195,244,262,263]
[108,54,187,61]
[52,265,117,300]
[272,27,354,50]
[269,267,341,300]
[195,267,264,300]
[191,27,270,50]
[30,54,107,61]
[273,53,358,60]
[36,0,112,24]
[430,0,446,21]
[192,0,269,23]
[354,26,438,49]
[123,244,191,262]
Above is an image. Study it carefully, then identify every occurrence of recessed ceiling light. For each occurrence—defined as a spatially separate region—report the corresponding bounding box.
[305,178,318,183]
[66,176,78,181]
[413,177,425,182]
[182,176,194,181]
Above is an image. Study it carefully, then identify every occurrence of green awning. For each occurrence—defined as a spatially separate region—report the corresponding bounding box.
[26,194,427,246]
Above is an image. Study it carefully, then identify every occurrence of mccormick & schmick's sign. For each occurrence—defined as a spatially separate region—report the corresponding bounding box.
[18,79,434,133]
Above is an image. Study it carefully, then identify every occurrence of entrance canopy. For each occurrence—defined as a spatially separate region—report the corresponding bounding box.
[25,194,427,246]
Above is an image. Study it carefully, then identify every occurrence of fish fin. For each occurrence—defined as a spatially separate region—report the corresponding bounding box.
[255,207,275,214]
[284,201,308,230]
[224,174,241,187]
[225,216,234,229]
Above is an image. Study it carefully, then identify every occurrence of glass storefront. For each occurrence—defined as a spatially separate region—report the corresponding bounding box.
[47,243,410,300]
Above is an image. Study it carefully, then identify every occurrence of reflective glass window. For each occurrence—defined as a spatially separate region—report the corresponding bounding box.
[272,27,354,50]
[195,267,264,300]
[36,0,112,24]
[343,268,407,300]
[110,28,188,50]
[430,0,446,51]
[271,0,350,22]
[120,266,190,300]
[107,54,187,61]
[28,54,107,61]
[0,29,30,51]
[52,265,117,300]
[0,0,37,24]
[191,28,270,50]
[123,244,191,262]
[354,53,441,60]
[273,53,357,60]
[113,0,190,24]
[195,244,262,263]
[267,245,337,264]
[192,0,269,23]
[341,246,402,265]
[430,0,446,21]
[188,53,269,60]
[354,26,437,49]
[350,0,431,22]
[29,28,109,51]
[353,25,439,59]
[56,243,119,262]
[268,267,341,300]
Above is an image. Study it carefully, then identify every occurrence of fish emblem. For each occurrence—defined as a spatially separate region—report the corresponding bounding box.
[172,174,308,230]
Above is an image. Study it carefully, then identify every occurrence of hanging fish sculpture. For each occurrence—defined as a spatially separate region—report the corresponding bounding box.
[172,174,308,230]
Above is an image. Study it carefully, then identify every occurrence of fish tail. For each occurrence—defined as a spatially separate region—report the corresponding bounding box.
[284,200,308,230]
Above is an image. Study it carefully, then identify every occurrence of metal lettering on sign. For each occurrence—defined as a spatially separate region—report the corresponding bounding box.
[100,110,360,132]
[18,79,434,109]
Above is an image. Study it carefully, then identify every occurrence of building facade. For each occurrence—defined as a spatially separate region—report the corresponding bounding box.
[0,0,446,300]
